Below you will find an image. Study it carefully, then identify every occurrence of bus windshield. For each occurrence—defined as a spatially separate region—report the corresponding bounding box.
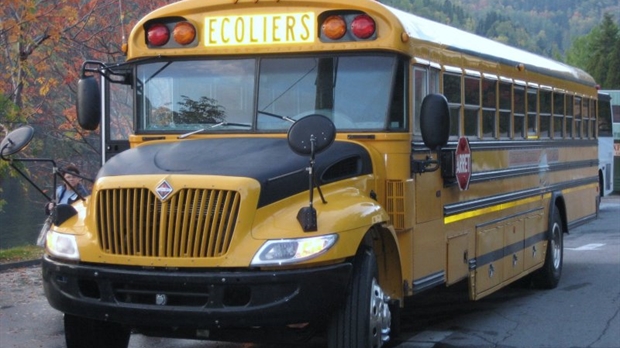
[136,54,405,132]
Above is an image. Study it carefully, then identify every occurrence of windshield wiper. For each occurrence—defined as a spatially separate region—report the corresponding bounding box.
[178,128,204,139]
[210,121,252,128]
[257,110,295,123]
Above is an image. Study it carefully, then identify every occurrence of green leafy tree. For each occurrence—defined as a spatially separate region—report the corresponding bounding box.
[587,13,620,88]
[567,13,620,88]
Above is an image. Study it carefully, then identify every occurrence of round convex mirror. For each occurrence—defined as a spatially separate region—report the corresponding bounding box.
[287,114,336,156]
[0,126,35,158]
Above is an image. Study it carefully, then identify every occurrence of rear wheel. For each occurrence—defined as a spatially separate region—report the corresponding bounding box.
[532,209,563,289]
[65,314,130,348]
[328,247,391,348]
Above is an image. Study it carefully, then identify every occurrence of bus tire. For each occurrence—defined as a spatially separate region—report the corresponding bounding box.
[327,247,391,348]
[65,313,130,348]
[532,209,563,289]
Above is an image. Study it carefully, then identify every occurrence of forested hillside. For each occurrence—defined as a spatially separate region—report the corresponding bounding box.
[384,0,619,58]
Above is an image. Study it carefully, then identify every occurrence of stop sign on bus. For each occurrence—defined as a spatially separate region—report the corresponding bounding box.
[455,137,471,191]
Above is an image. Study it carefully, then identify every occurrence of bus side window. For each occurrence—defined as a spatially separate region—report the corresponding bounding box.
[514,84,526,139]
[598,97,613,137]
[464,75,480,138]
[527,86,538,138]
[388,60,407,131]
[413,67,428,135]
[109,83,134,140]
[583,98,591,139]
[574,96,582,138]
[482,77,497,139]
[540,89,552,138]
[553,91,564,139]
[590,99,596,138]
[498,81,512,138]
[443,73,461,137]
[429,68,440,94]
[566,94,574,138]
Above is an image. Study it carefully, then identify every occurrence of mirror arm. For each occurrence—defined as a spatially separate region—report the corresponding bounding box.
[6,158,56,201]
[411,149,441,175]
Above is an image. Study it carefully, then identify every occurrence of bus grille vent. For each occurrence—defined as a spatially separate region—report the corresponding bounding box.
[96,188,240,258]
[386,180,405,230]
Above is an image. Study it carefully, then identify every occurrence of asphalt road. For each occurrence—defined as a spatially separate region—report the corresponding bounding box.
[1,196,619,348]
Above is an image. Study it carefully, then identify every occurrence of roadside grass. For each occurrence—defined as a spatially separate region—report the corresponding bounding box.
[0,245,44,264]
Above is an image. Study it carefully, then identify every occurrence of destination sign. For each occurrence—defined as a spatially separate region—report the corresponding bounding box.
[205,13,315,46]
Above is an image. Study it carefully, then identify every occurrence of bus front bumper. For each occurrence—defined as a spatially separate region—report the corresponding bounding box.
[42,255,352,329]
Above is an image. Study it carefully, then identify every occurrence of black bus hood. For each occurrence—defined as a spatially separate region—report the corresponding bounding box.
[97,138,372,207]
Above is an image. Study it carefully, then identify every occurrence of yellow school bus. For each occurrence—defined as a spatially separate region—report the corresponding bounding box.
[39,0,599,347]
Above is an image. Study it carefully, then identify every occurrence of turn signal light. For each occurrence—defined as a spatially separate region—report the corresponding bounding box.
[147,23,170,46]
[322,15,347,40]
[173,22,196,45]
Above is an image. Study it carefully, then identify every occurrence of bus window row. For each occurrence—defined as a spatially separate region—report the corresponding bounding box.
[413,65,598,141]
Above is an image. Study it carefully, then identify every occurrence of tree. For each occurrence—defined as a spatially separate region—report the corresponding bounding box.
[176,96,226,125]
[587,13,620,88]
[0,0,174,212]
[567,13,620,88]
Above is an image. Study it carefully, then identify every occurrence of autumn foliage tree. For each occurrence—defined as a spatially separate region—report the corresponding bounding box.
[0,0,174,210]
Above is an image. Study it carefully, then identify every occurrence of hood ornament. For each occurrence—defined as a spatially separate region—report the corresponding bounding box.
[155,180,173,200]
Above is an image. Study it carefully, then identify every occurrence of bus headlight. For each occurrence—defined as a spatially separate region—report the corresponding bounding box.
[46,231,80,261]
[251,234,338,266]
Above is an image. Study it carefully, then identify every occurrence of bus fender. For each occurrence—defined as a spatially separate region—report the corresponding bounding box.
[366,223,404,305]
[548,191,568,237]
[320,193,404,302]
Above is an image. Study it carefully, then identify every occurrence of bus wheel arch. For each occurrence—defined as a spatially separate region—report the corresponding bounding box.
[327,225,402,347]
[550,194,568,236]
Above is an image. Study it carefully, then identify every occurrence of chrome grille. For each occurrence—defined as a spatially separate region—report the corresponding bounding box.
[96,188,240,257]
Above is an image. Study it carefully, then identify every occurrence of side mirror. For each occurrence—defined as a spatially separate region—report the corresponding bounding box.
[287,114,336,156]
[420,93,450,150]
[0,126,35,158]
[287,114,336,232]
[412,94,450,174]
[77,76,101,131]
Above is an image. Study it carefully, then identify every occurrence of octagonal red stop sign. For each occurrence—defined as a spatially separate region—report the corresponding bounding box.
[455,137,471,191]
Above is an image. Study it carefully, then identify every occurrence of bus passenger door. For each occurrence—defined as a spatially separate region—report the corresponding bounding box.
[411,65,447,291]
[102,81,133,164]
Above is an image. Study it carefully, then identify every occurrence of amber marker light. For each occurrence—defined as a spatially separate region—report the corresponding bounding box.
[322,15,347,40]
[351,14,375,39]
[147,23,170,46]
[173,21,196,45]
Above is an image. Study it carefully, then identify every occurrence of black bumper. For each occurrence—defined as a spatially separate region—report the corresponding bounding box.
[42,256,352,329]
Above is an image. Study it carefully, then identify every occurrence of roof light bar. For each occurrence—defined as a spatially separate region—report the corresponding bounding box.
[320,11,377,42]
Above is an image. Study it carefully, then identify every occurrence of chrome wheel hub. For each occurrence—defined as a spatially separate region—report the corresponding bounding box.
[369,277,391,347]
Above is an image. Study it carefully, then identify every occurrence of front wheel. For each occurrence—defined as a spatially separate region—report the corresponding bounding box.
[532,208,563,289]
[65,314,130,348]
[328,247,391,348]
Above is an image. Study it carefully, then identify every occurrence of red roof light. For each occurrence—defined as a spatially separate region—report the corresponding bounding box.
[351,15,375,39]
[147,23,170,46]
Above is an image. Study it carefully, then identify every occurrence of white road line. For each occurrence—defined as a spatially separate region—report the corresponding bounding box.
[566,243,606,251]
